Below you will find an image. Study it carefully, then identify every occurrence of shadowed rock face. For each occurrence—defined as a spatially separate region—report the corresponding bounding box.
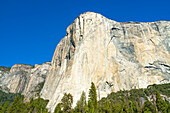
[0,63,51,100]
[39,12,170,112]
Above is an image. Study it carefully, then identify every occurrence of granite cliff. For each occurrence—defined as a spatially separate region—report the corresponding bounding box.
[41,12,170,112]
[0,12,169,112]
[0,62,51,100]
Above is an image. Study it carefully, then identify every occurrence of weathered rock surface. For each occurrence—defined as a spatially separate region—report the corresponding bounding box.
[0,62,51,100]
[0,12,169,113]
[40,12,170,112]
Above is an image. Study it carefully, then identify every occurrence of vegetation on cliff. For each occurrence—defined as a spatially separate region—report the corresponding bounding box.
[0,83,169,113]
[0,95,48,113]
[0,90,21,105]
[0,66,11,72]
[54,83,170,113]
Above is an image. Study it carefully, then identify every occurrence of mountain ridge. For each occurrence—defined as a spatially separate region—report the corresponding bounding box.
[0,12,169,112]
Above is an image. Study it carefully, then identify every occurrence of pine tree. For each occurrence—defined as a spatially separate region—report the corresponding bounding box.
[88,101,95,113]
[128,101,134,113]
[2,101,8,113]
[167,103,170,113]
[131,101,138,113]
[156,91,168,113]
[8,95,20,113]
[113,102,121,113]
[88,82,98,110]
[54,103,62,113]
[143,100,155,113]
[16,95,26,113]
[74,100,81,112]
[27,97,35,113]
[0,105,2,112]
[103,100,112,113]
[77,91,87,113]
[36,95,42,113]
[61,93,73,112]
[121,96,128,113]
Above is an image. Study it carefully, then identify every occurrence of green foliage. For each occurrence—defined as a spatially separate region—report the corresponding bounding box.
[55,93,73,113]
[88,82,98,109]
[1,101,9,113]
[0,82,169,113]
[0,90,21,106]
[35,81,45,95]
[0,105,2,112]
[7,95,24,113]
[0,66,11,72]
[156,91,168,113]
[29,96,49,113]
[147,83,170,97]
[54,103,62,113]
[143,100,155,113]
[74,91,87,113]
[121,96,129,113]
[95,83,169,113]
[61,93,73,112]
[0,93,48,113]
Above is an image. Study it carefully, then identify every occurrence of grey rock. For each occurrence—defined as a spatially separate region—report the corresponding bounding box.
[0,63,51,100]
[0,12,169,113]
[40,12,170,112]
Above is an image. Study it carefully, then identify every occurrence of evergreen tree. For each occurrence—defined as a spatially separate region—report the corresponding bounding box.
[143,100,155,113]
[33,95,49,113]
[113,102,121,113]
[75,91,87,113]
[88,101,95,113]
[128,101,134,113]
[121,96,128,113]
[103,100,112,113]
[74,100,80,112]
[61,93,73,113]
[88,82,98,110]
[27,97,35,113]
[156,91,168,113]
[167,103,170,113]
[36,95,42,113]
[2,101,8,113]
[0,105,2,112]
[144,89,150,96]
[8,95,20,113]
[16,95,26,113]
[54,103,62,113]
[131,101,138,113]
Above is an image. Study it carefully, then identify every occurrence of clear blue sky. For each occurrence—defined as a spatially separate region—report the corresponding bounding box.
[0,0,170,67]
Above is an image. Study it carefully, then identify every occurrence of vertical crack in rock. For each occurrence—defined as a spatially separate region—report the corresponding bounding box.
[0,12,169,113]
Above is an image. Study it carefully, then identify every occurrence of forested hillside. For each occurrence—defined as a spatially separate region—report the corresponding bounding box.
[0,83,169,113]
[0,90,21,105]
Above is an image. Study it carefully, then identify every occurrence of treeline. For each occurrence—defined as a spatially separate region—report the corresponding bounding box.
[0,83,169,113]
[0,95,48,113]
[0,90,21,105]
[0,66,11,72]
[54,83,170,113]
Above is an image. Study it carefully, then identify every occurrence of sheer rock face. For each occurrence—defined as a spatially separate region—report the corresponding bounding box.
[0,62,51,99]
[40,12,170,112]
[0,12,169,113]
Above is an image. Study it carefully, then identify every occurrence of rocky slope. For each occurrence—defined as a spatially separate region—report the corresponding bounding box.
[0,12,169,113]
[0,62,51,100]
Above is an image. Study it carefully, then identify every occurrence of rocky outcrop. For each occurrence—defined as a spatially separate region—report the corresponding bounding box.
[0,12,169,113]
[40,12,170,112]
[0,62,51,100]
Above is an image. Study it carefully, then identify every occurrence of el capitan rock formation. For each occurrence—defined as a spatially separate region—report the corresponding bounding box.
[41,12,170,112]
[0,12,169,112]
